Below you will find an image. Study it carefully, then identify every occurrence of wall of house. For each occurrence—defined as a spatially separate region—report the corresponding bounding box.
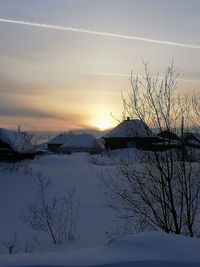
[0,139,35,162]
[103,137,160,150]
[47,143,62,152]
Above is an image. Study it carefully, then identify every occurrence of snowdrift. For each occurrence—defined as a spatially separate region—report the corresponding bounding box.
[1,232,200,267]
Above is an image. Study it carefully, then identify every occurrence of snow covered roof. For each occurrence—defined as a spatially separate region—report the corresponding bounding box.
[59,134,104,151]
[48,133,71,144]
[0,128,33,153]
[157,130,180,141]
[103,119,154,138]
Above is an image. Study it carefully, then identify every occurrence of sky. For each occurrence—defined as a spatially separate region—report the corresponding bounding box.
[0,0,200,131]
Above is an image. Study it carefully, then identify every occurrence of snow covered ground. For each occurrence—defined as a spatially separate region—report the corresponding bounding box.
[0,153,114,252]
[0,151,200,266]
[1,232,200,266]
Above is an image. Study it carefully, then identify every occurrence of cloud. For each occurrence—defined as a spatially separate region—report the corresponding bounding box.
[88,72,200,84]
[0,105,63,119]
[0,102,88,129]
[88,72,130,78]
[0,18,200,49]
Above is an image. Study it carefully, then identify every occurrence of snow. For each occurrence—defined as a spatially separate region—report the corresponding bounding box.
[89,148,145,165]
[0,153,114,252]
[0,128,33,153]
[103,119,154,138]
[48,133,71,144]
[1,232,200,266]
[0,151,199,267]
[59,133,104,152]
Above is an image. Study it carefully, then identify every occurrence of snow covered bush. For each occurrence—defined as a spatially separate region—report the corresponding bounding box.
[21,174,78,244]
[1,234,20,255]
[1,234,33,255]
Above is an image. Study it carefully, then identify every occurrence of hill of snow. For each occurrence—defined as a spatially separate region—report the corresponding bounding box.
[1,232,200,266]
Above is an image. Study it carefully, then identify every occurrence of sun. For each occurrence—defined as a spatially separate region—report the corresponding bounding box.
[92,117,113,131]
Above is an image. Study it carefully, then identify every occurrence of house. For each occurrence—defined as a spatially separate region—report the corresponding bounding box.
[102,118,158,150]
[0,128,35,162]
[153,130,181,150]
[47,132,72,151]
[183,132,200,148]
[157,130,180,141]
[59,133,104,154]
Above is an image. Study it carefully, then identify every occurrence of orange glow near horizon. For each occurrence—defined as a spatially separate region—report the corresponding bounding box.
[0,110,118,132]
[0,1,200,133]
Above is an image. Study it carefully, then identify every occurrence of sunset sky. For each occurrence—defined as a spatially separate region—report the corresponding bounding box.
[0,0,200,131]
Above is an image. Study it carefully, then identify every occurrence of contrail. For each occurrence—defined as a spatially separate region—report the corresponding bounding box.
[0,18,200,49]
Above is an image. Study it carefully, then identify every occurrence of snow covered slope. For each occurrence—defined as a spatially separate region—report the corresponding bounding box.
[1,232,200,267]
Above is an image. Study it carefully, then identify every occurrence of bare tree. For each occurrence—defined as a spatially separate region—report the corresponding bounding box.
[101,62,200,237]
[122,61,192,133]
[191,92,200,130]
[21,174,78,244]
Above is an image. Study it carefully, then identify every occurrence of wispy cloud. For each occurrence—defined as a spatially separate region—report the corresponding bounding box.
[88,72,130,78]
[89,72,200,84]
[0,105,64,119]
[0,18,200,49]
